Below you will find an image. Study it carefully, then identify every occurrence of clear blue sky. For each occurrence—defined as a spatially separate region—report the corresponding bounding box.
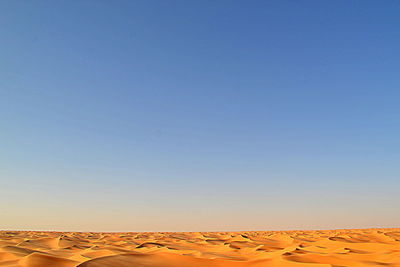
[1,1,399,231]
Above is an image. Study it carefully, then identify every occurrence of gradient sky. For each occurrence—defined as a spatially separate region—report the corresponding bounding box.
[1,0,399,232]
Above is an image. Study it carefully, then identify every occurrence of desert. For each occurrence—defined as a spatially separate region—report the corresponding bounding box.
[2,1,400,267]
[1,229,399,267]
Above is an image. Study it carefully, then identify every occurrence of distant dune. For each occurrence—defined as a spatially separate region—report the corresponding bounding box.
[1,229,399,266]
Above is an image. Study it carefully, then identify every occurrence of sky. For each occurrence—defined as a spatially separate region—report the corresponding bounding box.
[1,0,399,232]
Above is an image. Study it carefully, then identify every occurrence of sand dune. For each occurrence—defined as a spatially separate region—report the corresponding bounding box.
[0,229,399,266]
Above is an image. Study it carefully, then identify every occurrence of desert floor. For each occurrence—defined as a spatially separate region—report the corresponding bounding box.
[0,229,399,266]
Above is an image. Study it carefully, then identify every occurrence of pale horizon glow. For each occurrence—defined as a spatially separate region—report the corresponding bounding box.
[1,0,399,232]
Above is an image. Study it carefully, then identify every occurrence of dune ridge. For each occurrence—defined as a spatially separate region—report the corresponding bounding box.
[1,229,399,266]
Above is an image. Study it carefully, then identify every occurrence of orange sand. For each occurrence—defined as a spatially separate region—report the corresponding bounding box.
[1,229,399,266]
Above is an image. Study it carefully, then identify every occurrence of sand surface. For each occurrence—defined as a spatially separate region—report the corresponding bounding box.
[0,229,399,266]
